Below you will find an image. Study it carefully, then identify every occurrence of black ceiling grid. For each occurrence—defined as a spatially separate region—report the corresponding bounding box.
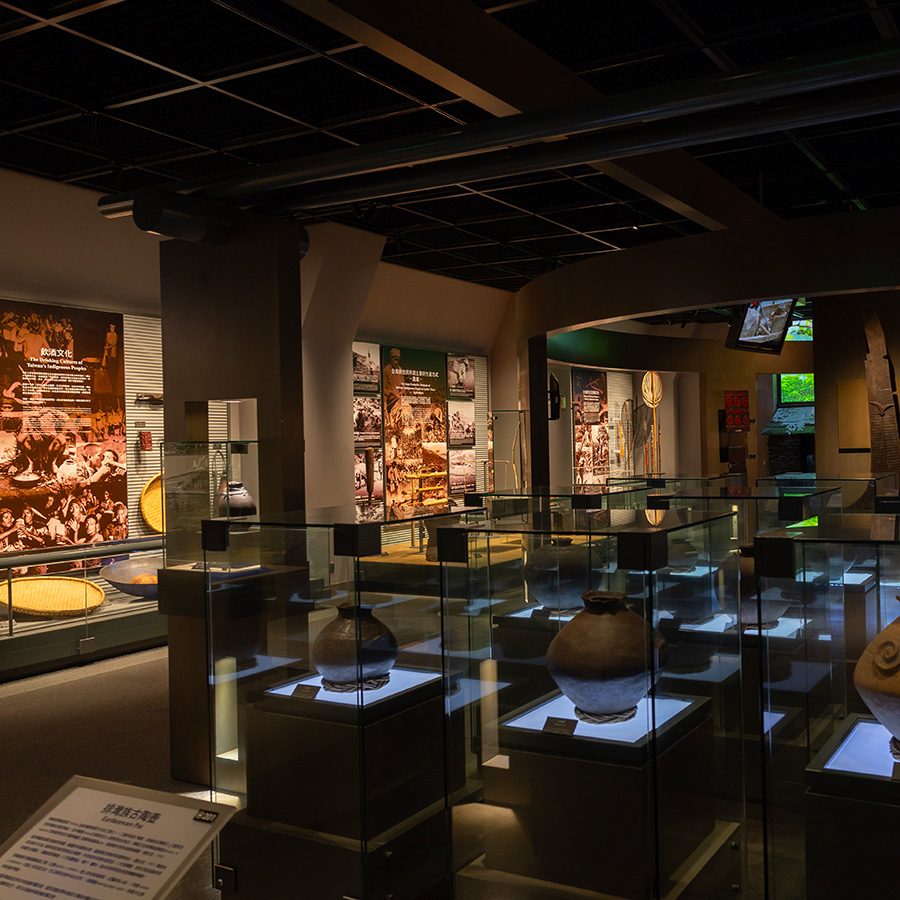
[0,0,898,289]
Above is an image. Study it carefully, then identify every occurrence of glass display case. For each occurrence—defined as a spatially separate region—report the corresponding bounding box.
[488,409,526,493]
[204,504,484,900]
[464,481,653,521]
[161,439,261,568]
[0,536,165,680]
[608,472,746,490]
[754,513,900,898]
[438,505,746,898]
[756,472,898,512]
[648,484,843,551]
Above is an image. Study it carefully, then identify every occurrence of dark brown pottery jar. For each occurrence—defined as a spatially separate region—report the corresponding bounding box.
[854,615,900,757]
[215,477,257,517]
[312,603,398,688]
[547,590,667,720]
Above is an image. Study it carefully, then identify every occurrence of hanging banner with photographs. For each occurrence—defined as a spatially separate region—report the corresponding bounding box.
[572,367,609,485]
[382,346,448,518]
[447,354,475,399]
[352,341,381,393]
[354,447,384,523]
[448,448,476,493]
[448,400,476,447]
[353,396,382,445]
[0,300,127,550]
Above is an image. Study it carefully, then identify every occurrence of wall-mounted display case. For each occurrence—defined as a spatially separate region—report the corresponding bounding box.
[204,504,484,900]
[648,484,843,552]
[757,472,898,512]
[438,505,746,898]
[0,537,164,680]
[755,513,900,898]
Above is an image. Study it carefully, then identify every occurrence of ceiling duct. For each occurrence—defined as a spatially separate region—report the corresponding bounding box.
[269,78,900,212]
[99,39,900,218]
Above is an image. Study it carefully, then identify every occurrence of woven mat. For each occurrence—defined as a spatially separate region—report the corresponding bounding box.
[3,577,106,618]
[140,474,164,534]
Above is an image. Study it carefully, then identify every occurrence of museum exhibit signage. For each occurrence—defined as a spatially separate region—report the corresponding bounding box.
[572,367,609,484]
[382,345,448,518]
[0,299,128,550]
[352,341,380,394]
[447,353,475,399]
[0,775,234,899]
[350,342,485,519]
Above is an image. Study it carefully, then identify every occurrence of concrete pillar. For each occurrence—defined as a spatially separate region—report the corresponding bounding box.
[160,219,305,515]
[301,223,386,511]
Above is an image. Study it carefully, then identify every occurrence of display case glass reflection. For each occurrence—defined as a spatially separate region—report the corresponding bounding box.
[203,504,485,900]
[755,512,900,898]
[439,505,744,899]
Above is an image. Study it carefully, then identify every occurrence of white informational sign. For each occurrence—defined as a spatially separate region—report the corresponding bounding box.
[0,776,235,900]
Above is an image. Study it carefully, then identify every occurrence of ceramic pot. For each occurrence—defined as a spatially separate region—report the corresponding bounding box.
[657,617,713,674]
[740,592,793,629]
[312,603,398,686]
[215,477,257,517]
[853,616,900,756]
[668,538,699,570]
[547,590,667,719]
[524,538,592,611]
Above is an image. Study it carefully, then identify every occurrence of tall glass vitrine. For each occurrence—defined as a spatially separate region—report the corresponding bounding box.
[438,505,746,898]
[755,513,900,899]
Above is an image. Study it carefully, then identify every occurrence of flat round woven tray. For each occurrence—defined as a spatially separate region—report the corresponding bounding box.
[140,474,164,533]
[2,576,105,618]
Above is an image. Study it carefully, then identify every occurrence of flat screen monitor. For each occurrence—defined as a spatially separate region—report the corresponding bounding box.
[726,298,797,354]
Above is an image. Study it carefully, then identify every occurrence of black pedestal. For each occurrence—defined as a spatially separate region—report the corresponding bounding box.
[219,807,450,900]
[482,693,717,898]
[804,714,900,899]
[245,670,445,840]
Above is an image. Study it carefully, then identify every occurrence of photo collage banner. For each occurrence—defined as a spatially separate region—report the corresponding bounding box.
[0,299,128,553]
[572,367,609,485]
[352,342,479,521]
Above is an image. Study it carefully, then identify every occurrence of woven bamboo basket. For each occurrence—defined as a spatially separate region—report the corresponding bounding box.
[2,576,105,618]
[140,474,164,533]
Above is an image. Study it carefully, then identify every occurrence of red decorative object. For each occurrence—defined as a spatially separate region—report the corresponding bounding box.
[724,391,750,432]
[139,431,153,451]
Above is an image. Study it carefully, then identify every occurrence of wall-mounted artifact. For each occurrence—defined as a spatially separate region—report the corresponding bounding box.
[2,577,105,618]
[134,392,164,406]
[854,614,900,758]
[524,538,594,612]
[641,371,663,476]
[547,590,667,722]
[139,474,163,533]
[863,310,900,475]
[214,477,257,517]
[311,603,398,690]
[724,390,750,432]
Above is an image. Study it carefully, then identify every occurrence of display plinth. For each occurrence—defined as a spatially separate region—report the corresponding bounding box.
[804,715,900,899]
[245,668,445,841]
[218,806,450,900]
[482,692,716,897]
[158,564,314,784]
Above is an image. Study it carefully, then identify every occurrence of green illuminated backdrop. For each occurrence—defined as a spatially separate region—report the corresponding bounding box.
[779,372,815,404]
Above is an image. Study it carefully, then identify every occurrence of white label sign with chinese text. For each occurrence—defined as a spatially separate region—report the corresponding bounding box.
[0,776,235,899]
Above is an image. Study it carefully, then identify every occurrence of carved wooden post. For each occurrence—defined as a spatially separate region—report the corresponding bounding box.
[863,310,900,474]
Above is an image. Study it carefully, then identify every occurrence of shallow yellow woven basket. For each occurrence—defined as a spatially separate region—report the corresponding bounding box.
[2,576,105,618]
[140,474,164,533]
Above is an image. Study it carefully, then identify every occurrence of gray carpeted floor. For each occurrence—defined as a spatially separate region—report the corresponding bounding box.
[0,648,217,899]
